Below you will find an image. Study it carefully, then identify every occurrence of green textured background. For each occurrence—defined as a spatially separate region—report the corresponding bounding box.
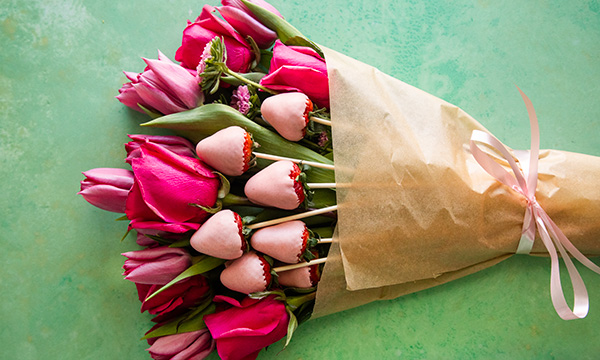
[1,0,599,359]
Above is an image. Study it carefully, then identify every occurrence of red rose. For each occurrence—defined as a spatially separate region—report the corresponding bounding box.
[204,295,289,360]
[125,142,220,233]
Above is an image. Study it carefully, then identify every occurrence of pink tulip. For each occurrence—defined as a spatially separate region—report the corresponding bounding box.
[125,142,220,233]
[217,0,283,49]
[136,276,210,321]
[122,246,191,285]
[125,134,196,164]
[117,50,203,115]
[260,40,329,108]
[79,168,134,213]
[146,329,215,360]
[175,5,253,73]
[204,295,288,360]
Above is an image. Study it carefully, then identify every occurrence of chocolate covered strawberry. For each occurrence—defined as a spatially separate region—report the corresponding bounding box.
[250,220,316,263]
[261,92,313,141]
[220,251,273,294]
[195,126,255,176]
[244,160,305,210]
[190,209,246,260]
[277,261,321,288]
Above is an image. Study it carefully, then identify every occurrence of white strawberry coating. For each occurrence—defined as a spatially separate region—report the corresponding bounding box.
[261,92,310,141]
[250,220,306,263]
[195,126,248,176]
[244,160,302,210]
[220,251,269,294]
[190,210,244,260]
[277,266,315,288]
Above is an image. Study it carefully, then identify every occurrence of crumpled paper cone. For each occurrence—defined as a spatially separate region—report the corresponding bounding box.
[312,47,600,318]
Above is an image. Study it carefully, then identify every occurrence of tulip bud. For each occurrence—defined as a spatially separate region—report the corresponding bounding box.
[116,50,203,115]
[79,168,134,213]
[146,329,214,360]
[122,246,192,285]
[125,134,196,164]
[218,0,283,49]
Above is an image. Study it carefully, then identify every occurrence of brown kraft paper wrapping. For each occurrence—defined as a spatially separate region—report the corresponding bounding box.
[312,47,600,318]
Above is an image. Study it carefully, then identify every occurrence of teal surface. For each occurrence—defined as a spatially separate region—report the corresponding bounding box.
[1,0,599,359]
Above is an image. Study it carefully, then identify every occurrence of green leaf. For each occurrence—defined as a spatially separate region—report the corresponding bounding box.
[168,239,191,248]
[258,50,273,72]
[115,215,128,221]
[142,297,216,340]
[213,171,230,199]
[240,0,323,57]
[248,289,285,300]
[221,72,266,87]
[189,200,222,214]
[137,103,162,119]
[145,257,226,301]
[284,36,324,58]
[284,308,298,348]
[141,104,335,184]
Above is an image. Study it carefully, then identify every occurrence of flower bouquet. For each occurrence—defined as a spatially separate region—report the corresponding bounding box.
[79,1,600,359]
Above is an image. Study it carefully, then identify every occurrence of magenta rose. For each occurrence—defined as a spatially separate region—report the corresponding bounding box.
[125,134,196,164]
[217,0,282,49]
[136,275,210,322]
[122,246,191,285]
[116,50,203,115]
[146,329,215,360]
[79,168,134,213]
[125,142,220,233]
[260,40,329,108]
[204,295,289,360]
[175,5,253,73]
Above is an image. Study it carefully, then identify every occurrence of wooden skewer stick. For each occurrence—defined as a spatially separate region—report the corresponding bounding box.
[309,116,332,126]
[306,182,336,189]
[245,205,338,230]
[273,257,328,273]
[318,238,333,244]
[253,152,335,170]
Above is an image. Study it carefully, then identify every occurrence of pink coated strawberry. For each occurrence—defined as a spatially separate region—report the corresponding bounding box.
[261,92,313,141]
[220,251,272,294]
[195,126,255,176]
[250,220,309,263]
[277,262,321,288]
[190,209,246,260]
[244,160,305,210]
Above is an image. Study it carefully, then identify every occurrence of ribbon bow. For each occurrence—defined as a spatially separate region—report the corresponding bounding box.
[470,87,600,320]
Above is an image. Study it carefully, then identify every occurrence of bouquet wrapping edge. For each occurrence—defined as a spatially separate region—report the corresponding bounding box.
[312,46,600,318]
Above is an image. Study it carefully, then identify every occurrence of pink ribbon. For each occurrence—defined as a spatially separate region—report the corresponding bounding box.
[469,87,600,320]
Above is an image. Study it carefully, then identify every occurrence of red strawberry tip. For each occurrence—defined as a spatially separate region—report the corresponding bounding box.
[289,163,306,204]
[242,130,257,172]
[233,212,247,252]
[302,99,314,137]
[258,254,273,287]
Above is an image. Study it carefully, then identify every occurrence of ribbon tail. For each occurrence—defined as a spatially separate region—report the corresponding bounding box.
[535,213,590,320]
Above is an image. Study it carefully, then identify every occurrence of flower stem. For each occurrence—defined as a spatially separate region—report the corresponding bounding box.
[221,193,253,207]
[223,67,278,95]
